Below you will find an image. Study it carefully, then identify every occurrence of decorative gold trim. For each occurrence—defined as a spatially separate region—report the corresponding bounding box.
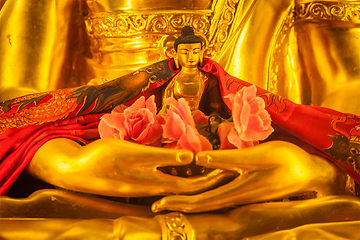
[84,0,241,58]
[268,5,295,94]
[268,1,360,94]
[85,13,212,37]
[349,132,360,175]
[155,212,194,240]
[174,56,180,69]
[295,1,360,23]
[207,0,240,57]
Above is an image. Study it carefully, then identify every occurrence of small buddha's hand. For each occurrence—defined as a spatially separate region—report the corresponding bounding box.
[152,141,348,213]
[28,138,234,197]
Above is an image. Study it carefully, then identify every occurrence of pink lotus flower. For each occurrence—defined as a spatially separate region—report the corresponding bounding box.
[162,98,212,153]
[218,85,274,149]
[98,95,163,146]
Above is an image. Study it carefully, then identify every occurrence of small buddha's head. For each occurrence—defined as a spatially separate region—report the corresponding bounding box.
[174,26,204,69]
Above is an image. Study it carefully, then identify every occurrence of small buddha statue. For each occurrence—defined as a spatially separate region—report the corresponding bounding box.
[160,27,229,120]
[161,26,207,112]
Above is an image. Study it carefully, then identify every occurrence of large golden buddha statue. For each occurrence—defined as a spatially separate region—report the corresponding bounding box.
[0,0,360,239]
[1,0,359,114]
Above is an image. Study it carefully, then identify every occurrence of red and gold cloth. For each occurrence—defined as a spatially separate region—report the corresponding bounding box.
[1,58,359,195]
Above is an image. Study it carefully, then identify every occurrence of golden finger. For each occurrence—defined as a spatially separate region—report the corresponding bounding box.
[196,141,304,172]
[150,169,238,195]
[151,176,246,213]
[86,138,194,167]
[152,168,286,213]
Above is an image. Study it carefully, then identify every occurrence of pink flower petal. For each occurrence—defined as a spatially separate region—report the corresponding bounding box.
[224,93,235,110]
[220,85,274,149]
[100,113,127,137]
[98,119,117,139]
[139,120,163,145]
[243,84,257,102]
[177,134,196,153]
[237,98,251,133]
[228,127,247,149]
[249,97,265,113]
[185,125,201,153]
[258,110,272,127]
[166,97,195,126]
[131,118,146,139]
[177,98,195,126]
[145,95,157,115]
[99,95,163,146]
[242,128,274,141]
[162,114,186,141]
[156,114,167,125]
[127,96,146,112]
[198,134,213,151]
[177,125,200,153]
[165,97,178,106]
[218,122,237,150]
[161,98,211,153]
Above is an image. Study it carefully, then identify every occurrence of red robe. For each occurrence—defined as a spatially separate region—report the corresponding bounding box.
[1,58,359,195]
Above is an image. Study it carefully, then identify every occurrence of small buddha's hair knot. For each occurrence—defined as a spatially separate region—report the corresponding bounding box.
[181,26,195,37]
[174,26,203,52]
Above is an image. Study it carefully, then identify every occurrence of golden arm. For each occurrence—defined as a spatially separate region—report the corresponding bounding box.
[25,138,234,197]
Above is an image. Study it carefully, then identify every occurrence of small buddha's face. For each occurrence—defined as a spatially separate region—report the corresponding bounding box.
[177,43,202,68]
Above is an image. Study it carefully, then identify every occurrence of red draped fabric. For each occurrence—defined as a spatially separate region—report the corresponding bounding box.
[200,59,359,183]
[0,115,103,195]
[1,58,359,195]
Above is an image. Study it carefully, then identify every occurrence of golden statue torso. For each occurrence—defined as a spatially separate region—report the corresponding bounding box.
[163,69,207,112]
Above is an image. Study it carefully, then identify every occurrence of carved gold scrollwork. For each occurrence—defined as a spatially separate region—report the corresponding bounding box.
[170,15,187,29]
[85,13,212,37]
[295,1,360,23]
[268,7,295,94]
[115,17,129,32]
[207,0,240,57]
[192,16,210,35]
[155,212,194,240]
[84,1,240,61]
[129,15,147,31]
[150,15,169,32]
[269,1,360,95]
